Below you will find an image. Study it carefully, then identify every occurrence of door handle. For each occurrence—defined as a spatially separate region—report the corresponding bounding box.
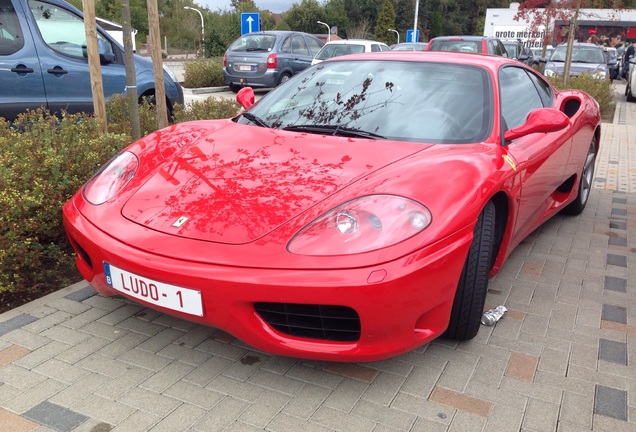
[11,65,34,74]
[47,66,68,75]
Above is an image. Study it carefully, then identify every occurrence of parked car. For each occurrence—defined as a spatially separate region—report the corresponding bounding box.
[426,35,509,57]
[64,51,600,362]
[604,47,619,80]
[0,0,183,122]
[624,55,636,101]
[543,42,612,80]
[502,40,535,66]
[223,30,324,93]
[531,46,554,63]
[391,42,428,51]
[311,39,390,65]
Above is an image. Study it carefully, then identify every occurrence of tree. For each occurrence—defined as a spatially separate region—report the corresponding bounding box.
[282,0,327,34]
[324,0,351,39]
[375,0,396,44]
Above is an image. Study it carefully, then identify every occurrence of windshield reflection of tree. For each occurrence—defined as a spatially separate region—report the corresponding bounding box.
[264,63,401,133]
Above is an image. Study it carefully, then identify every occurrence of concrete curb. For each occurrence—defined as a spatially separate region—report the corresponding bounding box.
[182,86,229,95]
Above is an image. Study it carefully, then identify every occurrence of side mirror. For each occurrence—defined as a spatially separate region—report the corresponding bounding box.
[518,54,529,61]
[236,87,255,109]
[98,39,115,64]
[504,108,569,141]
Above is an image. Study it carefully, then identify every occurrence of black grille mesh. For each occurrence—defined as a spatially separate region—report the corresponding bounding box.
[254,302,361,342]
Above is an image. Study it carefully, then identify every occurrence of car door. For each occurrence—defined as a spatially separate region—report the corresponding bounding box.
[290,33,312,74]
[500,66,572,245]
[27,0,126,115]
[0,0,47,122]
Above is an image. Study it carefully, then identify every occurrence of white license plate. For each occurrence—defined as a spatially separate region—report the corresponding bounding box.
[238,64,252,71]
[103,262,203,316]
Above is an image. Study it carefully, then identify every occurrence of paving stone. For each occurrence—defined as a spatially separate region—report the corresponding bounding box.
[505,351,539,382]
[310,406,376,432]
[2,378,67,414]
[352,399,417,430]
[521,398,560,431]
[0,407,39,432]
[23,401,89,432]
[610,220,627,230]
[46,298,93,316]
[606,254,628,268]
[191,396,250,431]
[265,412,333,432]
[74,394,137,425]
[322,377,368,413]
[163,381,224,410]
[48,373,109,408]
[390,392,454,425]
[14,341,71,370]
[135,328,184,354]
[116,347,172,372]
[428,386,493,417]
[0,315,39,337]
[284,364,342,389]
[150,403,206,432]
[139,360,194,393]
[599,339,628,365]
[360,370,406,406]
[0,364,47,390]
[448,411,487,432]
[98,332,149,359]
[117,387,181,416]
[594,384,628,421]
[484,403,524,432]
[559,390,594,429]
[604,276,628,292]
[209,374,267,403]
[59,308,110,330]
[108,411,159,432]
[40,326,90,346]
[64,286,97,302]
[54,336,111,364]
[94,367,153,400]
[238,400,283,429]
[602,304,628,324]
[0,344,31,367]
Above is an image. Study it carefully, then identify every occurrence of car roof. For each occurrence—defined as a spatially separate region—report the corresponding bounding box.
[430,35,495,41]
[321,50,520,71]
[322,39,387,45]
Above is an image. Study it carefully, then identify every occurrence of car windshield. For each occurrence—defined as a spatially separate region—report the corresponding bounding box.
[243,60,493,143]
[503,44,518,58]
[550,45,605,63]
[228,34,276,52]
[315,43,366,60]
[429,40,480,53]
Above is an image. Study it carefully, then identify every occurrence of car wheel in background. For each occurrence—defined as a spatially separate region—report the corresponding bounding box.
[278,72,291,86]
[562,136,597,215]
[444,201,495,341]
[229,83,242,94]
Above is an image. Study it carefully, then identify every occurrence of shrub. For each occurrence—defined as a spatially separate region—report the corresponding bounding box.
[182,58,225,88]
[106,94,159,137]
[547,74,615,121]
[0,110,130,304]
[173,97,242,122]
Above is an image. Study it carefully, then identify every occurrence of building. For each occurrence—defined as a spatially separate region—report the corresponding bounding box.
[484,2,636,49]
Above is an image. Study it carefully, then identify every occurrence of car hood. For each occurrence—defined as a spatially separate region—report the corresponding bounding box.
[121,124,429,244]
[547,61,606,75]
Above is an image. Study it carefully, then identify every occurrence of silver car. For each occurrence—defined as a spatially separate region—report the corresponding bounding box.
[223,31,324,93]
[543,42,610,80]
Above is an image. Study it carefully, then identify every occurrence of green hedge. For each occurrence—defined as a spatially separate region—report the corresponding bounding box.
[0,97,241,310]
[547,74,615,121]
[182,58,226,88]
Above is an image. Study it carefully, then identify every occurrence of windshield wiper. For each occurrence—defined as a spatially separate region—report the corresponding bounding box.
[282,124,386,140]
[240,112,269,128]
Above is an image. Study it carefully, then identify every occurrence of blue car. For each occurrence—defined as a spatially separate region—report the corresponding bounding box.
[0,0,183,122]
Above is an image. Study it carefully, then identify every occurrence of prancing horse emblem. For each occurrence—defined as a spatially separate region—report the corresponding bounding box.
[172,216,189,228]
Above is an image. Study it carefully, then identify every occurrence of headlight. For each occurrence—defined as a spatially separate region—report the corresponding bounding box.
[544,69,556,77]
[287,195,432,256]
[83,151,138,205]
[593,70,607,80]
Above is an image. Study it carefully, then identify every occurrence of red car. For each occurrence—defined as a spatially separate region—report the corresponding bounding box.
[63,51,600,362]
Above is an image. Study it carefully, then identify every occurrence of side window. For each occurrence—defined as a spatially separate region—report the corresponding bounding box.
[28,0,111,58]
[305,36,322,56]
[291,34,309,56]
[280,36,291,53]
[381,44,390,51]
[487,40,497,55]
[526,69,554,107]
[499,66,544,129]
[371,44,381,52]
[0,0,25,55]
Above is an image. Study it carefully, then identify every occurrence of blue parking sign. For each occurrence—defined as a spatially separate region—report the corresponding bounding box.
[406,29,420,43]
[241,13,260,35]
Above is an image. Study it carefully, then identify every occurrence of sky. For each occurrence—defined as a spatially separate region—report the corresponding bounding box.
[198,0,296,13]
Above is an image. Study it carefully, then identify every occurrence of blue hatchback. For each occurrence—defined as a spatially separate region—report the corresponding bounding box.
[223,31,324,93]
[0,0,183,122]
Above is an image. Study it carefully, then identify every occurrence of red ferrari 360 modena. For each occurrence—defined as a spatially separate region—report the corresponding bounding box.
[63,51,600,361]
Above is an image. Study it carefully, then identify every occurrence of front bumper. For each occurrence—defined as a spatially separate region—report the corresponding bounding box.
[63,200,473,362]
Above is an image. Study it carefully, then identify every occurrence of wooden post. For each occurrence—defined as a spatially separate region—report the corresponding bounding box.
[121,0,141,140]
[146,0,168,129]
[81,0,107,132]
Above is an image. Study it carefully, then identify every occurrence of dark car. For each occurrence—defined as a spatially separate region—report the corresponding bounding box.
[544,42,611,81]
[223,30,324,93]
[502,40,535,66]
[426,35,508,57]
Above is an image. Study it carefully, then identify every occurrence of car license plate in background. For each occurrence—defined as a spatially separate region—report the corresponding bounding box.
[103,262,203,316]
[238,64,252,71]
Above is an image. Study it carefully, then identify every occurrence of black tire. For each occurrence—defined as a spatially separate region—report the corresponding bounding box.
[562,136,596,215]
[229,83,241,94]
[444,201,496,341]
[277,72,291,86]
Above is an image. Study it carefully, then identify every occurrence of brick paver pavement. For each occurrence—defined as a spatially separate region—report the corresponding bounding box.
[1,87,635,432]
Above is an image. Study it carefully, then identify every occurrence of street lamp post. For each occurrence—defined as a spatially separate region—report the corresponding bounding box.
[317,20,330,42]
[388,28,399,45]
[184,6,204,57]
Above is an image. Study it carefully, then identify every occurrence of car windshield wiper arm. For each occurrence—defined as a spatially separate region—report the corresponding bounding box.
[282,124,386,140]
[240,112,269,128]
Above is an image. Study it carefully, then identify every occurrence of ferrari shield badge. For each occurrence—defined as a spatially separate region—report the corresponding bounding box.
[172,216,189,228]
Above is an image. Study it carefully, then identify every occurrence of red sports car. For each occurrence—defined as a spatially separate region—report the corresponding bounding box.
[63,51,600,362]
